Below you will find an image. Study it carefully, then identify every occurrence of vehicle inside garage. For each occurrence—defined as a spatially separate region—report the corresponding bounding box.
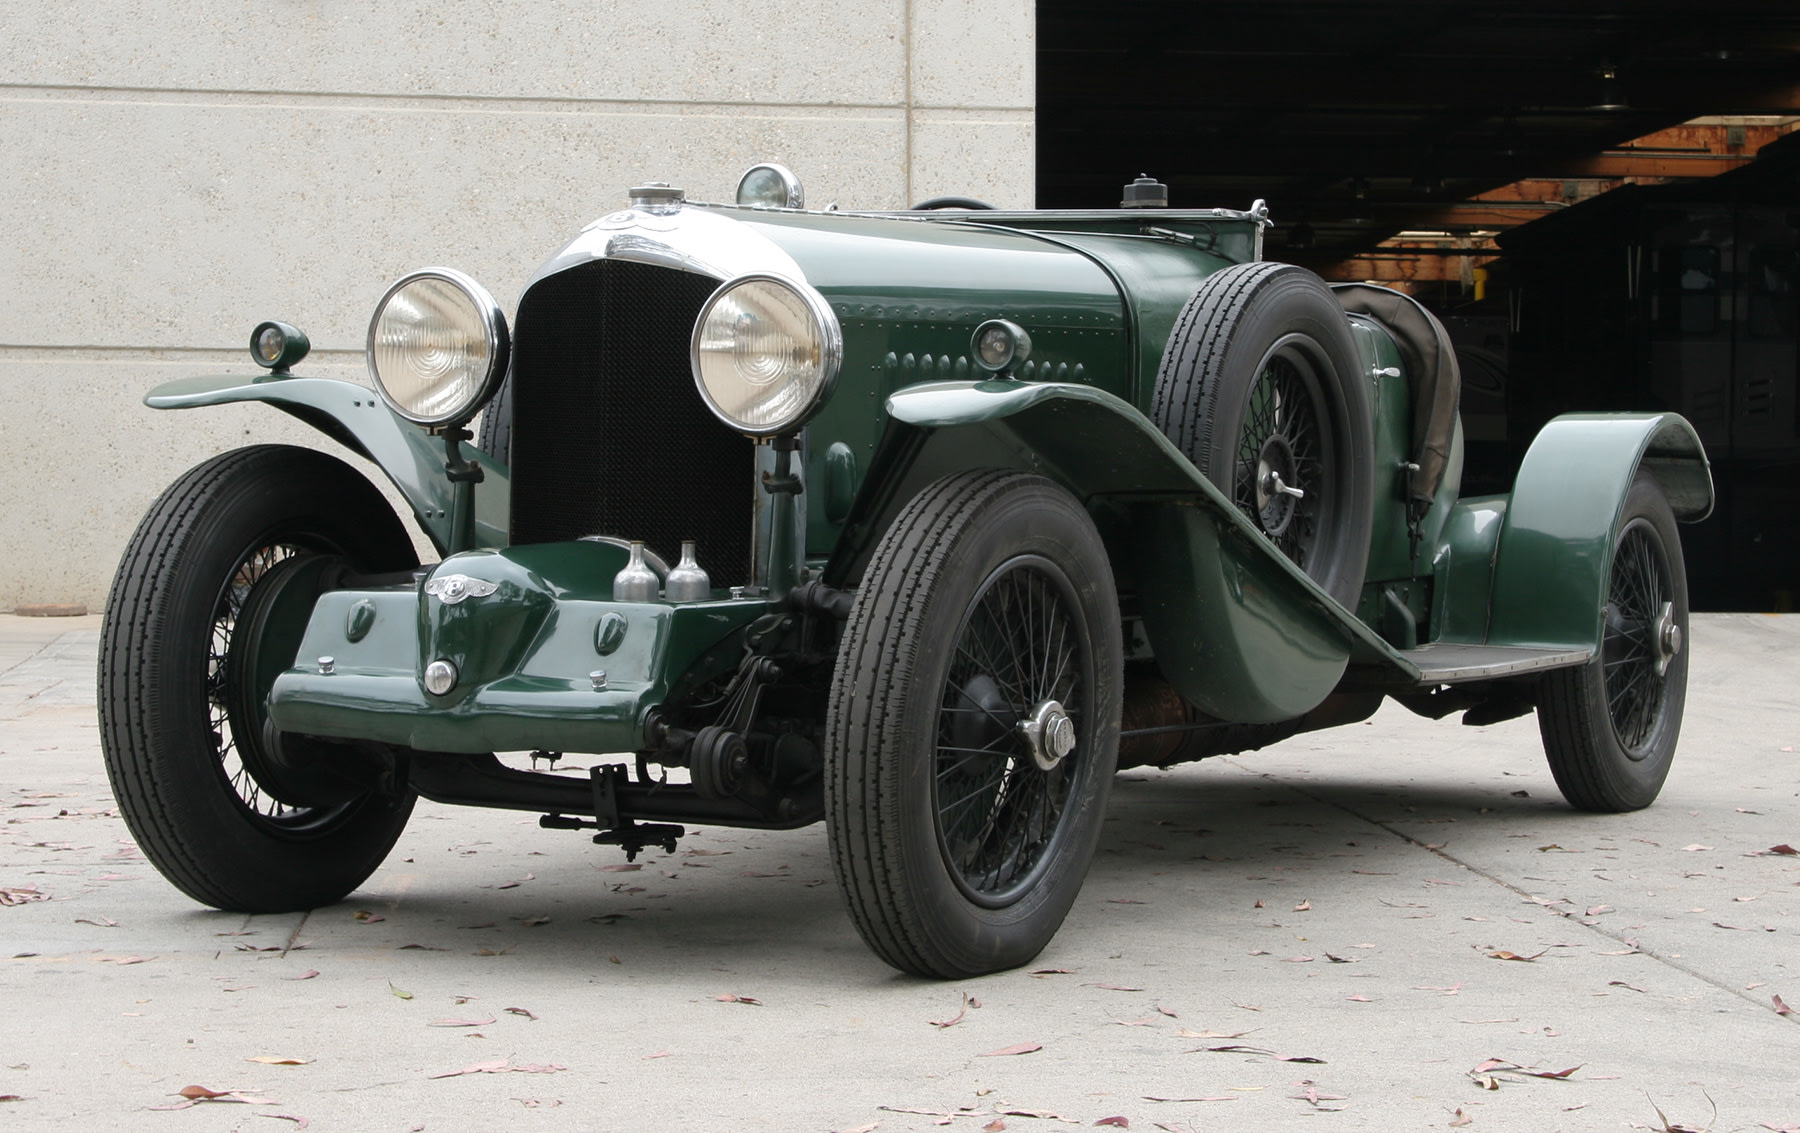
[1038,0,1800,610]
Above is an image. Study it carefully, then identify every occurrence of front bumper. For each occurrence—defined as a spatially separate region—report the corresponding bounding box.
[266,541,766,755]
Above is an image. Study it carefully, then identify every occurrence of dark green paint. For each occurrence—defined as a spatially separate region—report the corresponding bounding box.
[147,204,1711,762]
[1134,504,1351,722]
[594,611,629,656]
[1430,496,1508,644]
[825,379,1411,719]
[145,371,509,554]
[267,540,768,754]
[1489,413,1711,650]
[821,441,857,524]
[345,599,376,643]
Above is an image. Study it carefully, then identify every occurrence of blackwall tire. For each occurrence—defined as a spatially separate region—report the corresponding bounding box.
[98,445,419,912]
[1537,473,1690,813]
[825,470,1123,978]
[1152,261,1375,607]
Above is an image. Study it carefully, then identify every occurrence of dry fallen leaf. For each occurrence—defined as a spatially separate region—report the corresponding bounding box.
[147,1085,278,1110]
[389,983,413,1000]
[1774,994,1793,1017]
[1144,1095,1237,1103]
[1449,1108,1473,1126]
[504,1006,539,1021]
[1084,983,1145,992]
[428,1059,565,1079]
[929,993,972,1029]
[713,994,762,1005]
[1200,1045,1325,1064]
[1487,950,1546,962]
[260,1115,310,1129]
[596,863,641,873]
[245,1056,311,1065]
[428,1017,496,1028]
[1680,844,1714,853]
[1291,1086,1347,1108]
[1293,900,1312,912]
[1096,1118,1130,1128]
[282,970,319,981]
[835,1124,882,1133]
[977,1042,1043,1057]
[1769,844,1798,856]
[984,1121,1006,1132]
[1030,968,1076,977]
[1178,1028,1250,1039]
[642,1050,670,1060]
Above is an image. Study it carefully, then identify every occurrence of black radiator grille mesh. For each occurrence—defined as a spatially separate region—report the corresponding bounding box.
[508,259,755,586]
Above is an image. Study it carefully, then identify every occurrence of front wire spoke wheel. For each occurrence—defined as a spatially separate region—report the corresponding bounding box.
[935,561,1085,906]
[99,445,420,913]
[214,540,306,817]
[826,470,1123,978]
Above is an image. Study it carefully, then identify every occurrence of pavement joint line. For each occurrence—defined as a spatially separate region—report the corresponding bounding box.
[1226,758,1800,1025]
[0,634,58,680]
[281,910,312,958]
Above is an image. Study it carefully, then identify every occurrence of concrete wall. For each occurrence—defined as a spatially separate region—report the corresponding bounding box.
[0,1,1036,611]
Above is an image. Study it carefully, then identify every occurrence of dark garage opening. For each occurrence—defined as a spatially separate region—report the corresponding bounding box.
[1038,0,1800,610]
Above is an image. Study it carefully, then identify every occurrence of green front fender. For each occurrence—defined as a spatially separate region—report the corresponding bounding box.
[824,379,1407,723]
[145,372,508,554]
[1488,412,1712,651]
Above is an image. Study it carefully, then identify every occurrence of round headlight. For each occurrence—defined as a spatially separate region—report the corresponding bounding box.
[735,163,804,210]
[367,268,510,428]
[249,321,310,371]
[972,319,1032,374]
[691,275,841,436]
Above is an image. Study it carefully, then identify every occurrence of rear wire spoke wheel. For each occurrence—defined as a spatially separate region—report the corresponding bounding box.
[1152,261,1374,607]
[99,445,419,912]
[1537,473,1690,812]
[826,470,1123,978]
[1232,343,1329,567]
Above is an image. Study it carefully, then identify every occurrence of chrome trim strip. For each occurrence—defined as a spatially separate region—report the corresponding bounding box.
[523,204,808,292]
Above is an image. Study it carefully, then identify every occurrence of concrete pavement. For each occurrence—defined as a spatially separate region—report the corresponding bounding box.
[2,612,1796,1131]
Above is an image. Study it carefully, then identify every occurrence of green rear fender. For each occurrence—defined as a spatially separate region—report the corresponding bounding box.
[1488,412,1712,651]
[824,379,1401,723]
[145,372,509,554]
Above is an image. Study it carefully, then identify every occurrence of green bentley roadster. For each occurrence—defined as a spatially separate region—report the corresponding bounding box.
[100,166,1711,978]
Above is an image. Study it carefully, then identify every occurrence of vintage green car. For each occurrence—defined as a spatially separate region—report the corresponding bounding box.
[100,166,1713,978]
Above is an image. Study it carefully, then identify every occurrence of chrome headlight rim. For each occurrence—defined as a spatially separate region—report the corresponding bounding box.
[735,163,805,210]
[690,272,842,438]
[366,266,511,430]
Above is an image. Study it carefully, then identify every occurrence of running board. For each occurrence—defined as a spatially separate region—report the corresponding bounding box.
[1344,643,1591,690]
